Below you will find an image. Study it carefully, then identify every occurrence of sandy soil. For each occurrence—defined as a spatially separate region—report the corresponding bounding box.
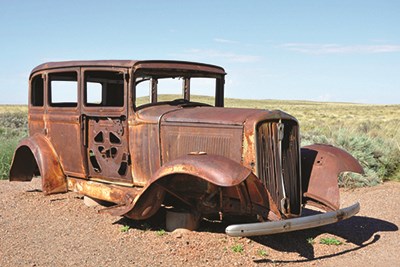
[0,178,399,267]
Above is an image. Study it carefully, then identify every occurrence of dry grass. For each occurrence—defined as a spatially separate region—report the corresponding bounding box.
[224,98,399,140]
[0,105,28,113]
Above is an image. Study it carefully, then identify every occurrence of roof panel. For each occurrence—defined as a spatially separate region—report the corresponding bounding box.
[31,60,225,76]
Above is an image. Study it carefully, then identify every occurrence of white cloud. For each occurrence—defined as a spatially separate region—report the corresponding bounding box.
[177,49,261,63]
[213,38,238,44]
[282,43,400,54]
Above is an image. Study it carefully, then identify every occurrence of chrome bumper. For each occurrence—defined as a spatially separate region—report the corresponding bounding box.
[225,202,360,237]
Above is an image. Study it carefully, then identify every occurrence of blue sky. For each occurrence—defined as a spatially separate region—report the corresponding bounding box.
[0,0,399,104]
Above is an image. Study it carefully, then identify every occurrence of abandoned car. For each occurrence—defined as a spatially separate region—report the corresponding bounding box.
[9,60,363,236]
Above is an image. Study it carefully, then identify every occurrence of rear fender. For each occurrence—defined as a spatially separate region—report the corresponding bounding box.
[9,134,67,194]
[301,144,364,211]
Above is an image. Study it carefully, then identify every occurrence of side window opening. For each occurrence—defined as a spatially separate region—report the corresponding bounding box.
[135,77,151,106]
[189,77,217,106]
[31,75,44,107]
[84,71,124,107]
[48,72,78,107]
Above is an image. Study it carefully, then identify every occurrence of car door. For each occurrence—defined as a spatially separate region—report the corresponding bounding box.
[46,69,87,178]
[81,68,132,184]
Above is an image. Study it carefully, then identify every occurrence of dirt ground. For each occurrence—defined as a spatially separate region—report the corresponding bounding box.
[0,178,399,267]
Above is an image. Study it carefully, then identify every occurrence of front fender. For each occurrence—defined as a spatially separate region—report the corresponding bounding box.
[150,154,252,187]
[301,144,364,211]
[125,154,281,220]
[9,134,67,194]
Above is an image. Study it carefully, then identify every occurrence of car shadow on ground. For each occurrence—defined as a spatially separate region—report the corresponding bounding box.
[113,208,168,231]
[250,215,398,263]
[114,211,397,264]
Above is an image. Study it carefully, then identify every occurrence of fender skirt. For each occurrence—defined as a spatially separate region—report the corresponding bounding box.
[9,134,67,195]
[301,144,364,211]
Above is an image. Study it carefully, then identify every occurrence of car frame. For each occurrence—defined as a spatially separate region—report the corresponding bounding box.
[10,60,363,236]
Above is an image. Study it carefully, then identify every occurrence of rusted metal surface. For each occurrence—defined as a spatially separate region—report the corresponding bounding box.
[148,154,281,219]
[160,122,243,164]
[162,106,264,125]
[87,118,132,183]
[150,154,252,187]
[256,119,301,216]
[301,144,364,211]
[10,134,67,194]
[10,59,364,235]
[129,105,180,185]
[46,105,87,178]
[32,60,225,78]
[133,60,226,75]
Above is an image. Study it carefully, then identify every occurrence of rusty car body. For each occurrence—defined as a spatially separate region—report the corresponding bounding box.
[9,60,363,236]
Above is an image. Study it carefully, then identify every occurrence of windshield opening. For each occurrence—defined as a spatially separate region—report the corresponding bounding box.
[134,73,220,109]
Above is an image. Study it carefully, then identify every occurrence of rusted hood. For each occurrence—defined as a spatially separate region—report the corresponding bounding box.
[158,105,298,166]
[161,106,296,126]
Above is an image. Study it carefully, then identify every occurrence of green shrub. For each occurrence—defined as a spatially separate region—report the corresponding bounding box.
[0,135,21,179]
[0,111,28,130]
[0,111,28,179]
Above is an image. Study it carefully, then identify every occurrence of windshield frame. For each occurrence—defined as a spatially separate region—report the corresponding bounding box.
[132,69,225,110]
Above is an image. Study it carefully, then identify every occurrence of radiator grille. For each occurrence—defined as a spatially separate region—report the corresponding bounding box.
[257,120,301,215]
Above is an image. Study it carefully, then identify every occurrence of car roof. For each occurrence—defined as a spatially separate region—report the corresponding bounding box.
[31,60,226,77]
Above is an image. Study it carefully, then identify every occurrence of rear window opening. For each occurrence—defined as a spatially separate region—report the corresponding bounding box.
[31,75,44,107]
[48,72,78,107]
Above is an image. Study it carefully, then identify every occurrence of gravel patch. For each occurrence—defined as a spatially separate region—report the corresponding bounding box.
[1,179,399,266]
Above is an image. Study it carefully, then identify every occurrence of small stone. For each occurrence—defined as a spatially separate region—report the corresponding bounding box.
[174,233,183,238]
[172,228,192,236]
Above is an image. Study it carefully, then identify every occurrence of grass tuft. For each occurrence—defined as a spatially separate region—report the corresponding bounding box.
[120,225,130,233]
[156,229,166,236]
[307,237,315,245]
[231,244,244,253]
[319,237,343,246]
[257,249,268,257]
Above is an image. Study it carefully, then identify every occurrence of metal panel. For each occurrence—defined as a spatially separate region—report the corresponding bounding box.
[161,124,243,163]
[301,144,364,211]
[87,118,132,183]
[129,123,161,186]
